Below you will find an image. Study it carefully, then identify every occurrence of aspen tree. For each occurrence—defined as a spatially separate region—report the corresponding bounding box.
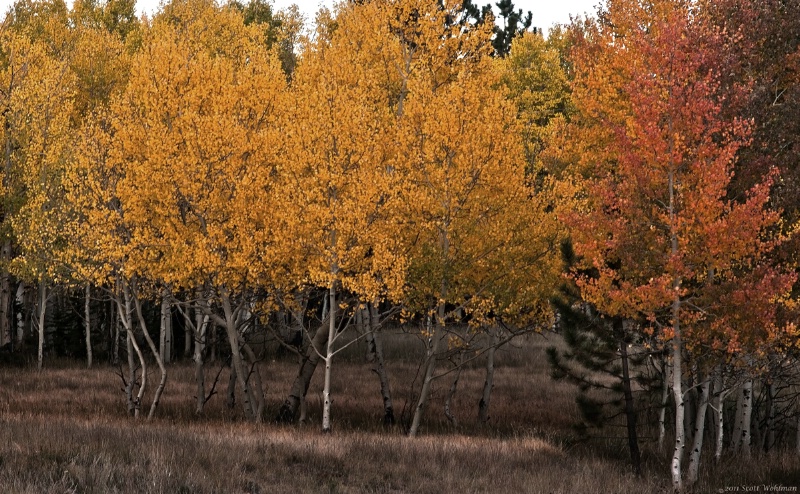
[562,0,796,489]
[69,0,287,420]
[381,0,563,436]
[282,0,406,432]
[0,30,74,366]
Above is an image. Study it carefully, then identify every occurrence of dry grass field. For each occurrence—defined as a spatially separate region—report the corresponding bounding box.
[0,331,797,493]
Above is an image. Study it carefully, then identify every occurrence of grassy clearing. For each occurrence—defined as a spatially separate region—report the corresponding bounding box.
[0,332,797,493]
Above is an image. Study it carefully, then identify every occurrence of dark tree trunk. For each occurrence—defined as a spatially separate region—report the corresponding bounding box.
[618,320,642,477]
[276,316,330,423]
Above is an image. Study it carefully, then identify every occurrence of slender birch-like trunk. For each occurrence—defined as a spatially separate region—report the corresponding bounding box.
[85,284,92,369]
[209,320,217,363]
[184,295,193,359]
[732,385,743,452]
[36,282,47,370]
[132,287,167,420]
[160,296,167,363]
[712,368,728,463]
[112,298,120,366]
[0,240,12,347]
[619,330,642,477]
[220,292,256,421]
[276,315,330,422]
[658,354,669,450]
[358,308,367,354]
[159,288,172,364]
[15,282,24,345]
[125,331,138,416]
[2,125,12,347]
[368,302,394,425]
[687,377,711,485]
[226,361,237,409]
[409,227,449,438]
[737,379,753,458]
[322,281,337,433]
[670,302,685,493]
[194,303,209,415]
[669,167,686,493]
[295,295,311,424]
[478,325,499,424]
[118,283,145,419]
[242,342,266,420]
[408,299,446,437]
[444,352,463,427]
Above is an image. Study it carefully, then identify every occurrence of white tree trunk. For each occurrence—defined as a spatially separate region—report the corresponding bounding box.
[131,284,167,420]
[668,167,685,493]
[737,379,753,458]
[159,288,172,364]
[15,282,24,345]
[322,281,336,433]
[670,320,685,492]
[368,302,394,425]
[444,352,463,427]
[410,226,449,438]
[276,315,330,422]
[118,282,146,419]
[215,289,258,421]
[111,298,120,366]
[712,369,727,463]
[36,283,47,371]
[478,326,499,424]
[359,308,369,360]
[85,284,92,369]
[242,342,266,419]
[194,305,209,415]
[687,378,710,485]
[125,331,136,415]
[0,240,12,347]
[732,385,743,452]
[184,295,193,358]
[409,301,446,437]
[658,356,669,450]
[228,327,254,417]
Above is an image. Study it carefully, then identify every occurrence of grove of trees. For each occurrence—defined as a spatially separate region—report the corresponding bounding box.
[1,0,799,491]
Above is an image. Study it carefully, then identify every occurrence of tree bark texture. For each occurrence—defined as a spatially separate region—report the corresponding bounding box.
[619,331,642,477]
[736,380,753,458]
[478,326,499,424]
[85,284,92,369]
[409,300,446,437]
[687,378,711,485]
[0,240,12,347]
[276,315,330,423]
[15,282,24,346]
[368,302,394,425]
[159,288,172,364]
[132,286,167,420]
[322,282,336,433]
[194,307,209,415]
[36,283,46,370]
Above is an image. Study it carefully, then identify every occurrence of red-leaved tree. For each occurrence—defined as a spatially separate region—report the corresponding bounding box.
[561,0,796,490]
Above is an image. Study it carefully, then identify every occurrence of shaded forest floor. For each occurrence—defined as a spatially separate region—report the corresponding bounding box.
[0,332,798,493]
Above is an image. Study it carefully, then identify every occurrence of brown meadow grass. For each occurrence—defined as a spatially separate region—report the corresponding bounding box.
[0,331,797,493]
